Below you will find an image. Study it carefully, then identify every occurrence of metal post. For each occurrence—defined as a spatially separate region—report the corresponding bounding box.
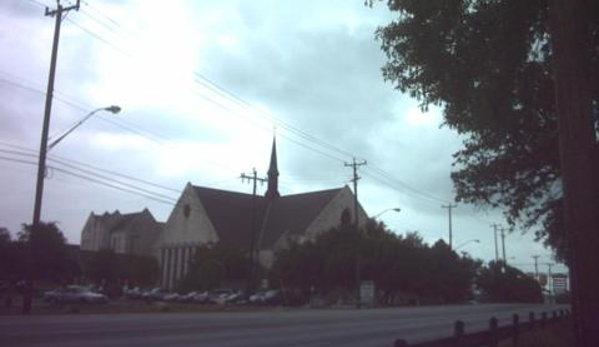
[489,317,498,347]
[513,314,520,345]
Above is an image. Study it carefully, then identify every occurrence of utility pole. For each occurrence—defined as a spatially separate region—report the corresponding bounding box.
[490,224,501,262]
[546,263,554,296]
[532,255,540,281]
[24,0,81,315]
[240,169,267,293]
[441,203,457,250]
[500,228,507,263]
[344,157,366,308]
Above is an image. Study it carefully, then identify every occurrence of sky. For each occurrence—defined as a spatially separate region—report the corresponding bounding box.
[0,0,566,275]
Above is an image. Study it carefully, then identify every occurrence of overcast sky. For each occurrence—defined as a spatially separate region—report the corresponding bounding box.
[0,0,565,274]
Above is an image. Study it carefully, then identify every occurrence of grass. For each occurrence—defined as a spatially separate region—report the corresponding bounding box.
[498,319,575,347]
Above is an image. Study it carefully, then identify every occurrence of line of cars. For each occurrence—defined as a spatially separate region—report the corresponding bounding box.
[124,287,284,306]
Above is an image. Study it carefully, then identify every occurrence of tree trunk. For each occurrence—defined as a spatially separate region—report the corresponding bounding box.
[548,1,599,346]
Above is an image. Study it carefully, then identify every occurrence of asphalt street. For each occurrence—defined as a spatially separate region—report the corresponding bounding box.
[0,304,569,347]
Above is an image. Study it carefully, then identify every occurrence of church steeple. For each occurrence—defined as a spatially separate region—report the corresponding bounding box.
[265,136,280,199]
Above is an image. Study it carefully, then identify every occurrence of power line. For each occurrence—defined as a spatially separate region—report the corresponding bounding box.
[0,144,180,193]
[0,154,175,205]
[7,6,500,230]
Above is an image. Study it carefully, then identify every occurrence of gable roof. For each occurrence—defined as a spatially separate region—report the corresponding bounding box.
[190,185,342,250]
[94,209,156,234]
[193,186,267,249]
[258,188,342,249]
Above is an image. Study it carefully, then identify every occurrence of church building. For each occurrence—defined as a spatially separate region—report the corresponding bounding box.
[154,138,368,289]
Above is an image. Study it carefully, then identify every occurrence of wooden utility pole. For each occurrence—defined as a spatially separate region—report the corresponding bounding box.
[25,0,80,315]
[499,228,507,263]
[345,157,366,308]
[490,224,501,262]
[532,255,540,281]
[240,169,267,293]
[549,0,599,345]
[441,203,457,250]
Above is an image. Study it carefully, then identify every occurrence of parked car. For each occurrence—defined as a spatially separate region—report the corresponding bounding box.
[191,291,210,304]
[208,289,236,304]
[223,290,248,305]
[176,291,197,303]
[141,287,168,301]
[250,289,281,305]
[124,287,143,300]
[177,291,208,303]
[43,285,108,304]
[162,292,180,302]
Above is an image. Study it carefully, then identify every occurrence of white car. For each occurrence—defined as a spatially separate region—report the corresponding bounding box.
[43,285,108,304]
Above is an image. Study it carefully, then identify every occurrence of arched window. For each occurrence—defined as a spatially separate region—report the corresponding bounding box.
[183,204,191,218]
[341,208,351,225]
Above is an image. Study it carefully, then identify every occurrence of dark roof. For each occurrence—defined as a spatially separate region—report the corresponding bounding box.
[192,185,342,250]
[95,209,156,234]
[109,212,143,232]
[193,186,267,249]
[259,188,342,248]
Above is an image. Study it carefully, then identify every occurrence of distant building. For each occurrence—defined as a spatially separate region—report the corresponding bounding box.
[551,273,569,294]
[80,208,163,256]
[154,138,368,289]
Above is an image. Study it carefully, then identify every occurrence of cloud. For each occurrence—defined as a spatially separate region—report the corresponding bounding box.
[0,0,561,270]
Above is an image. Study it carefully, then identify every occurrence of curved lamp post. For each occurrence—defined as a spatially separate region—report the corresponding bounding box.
[455,239,480,251]
[26,104,121,314]
[48,105,121,150]
[373,207,401,219]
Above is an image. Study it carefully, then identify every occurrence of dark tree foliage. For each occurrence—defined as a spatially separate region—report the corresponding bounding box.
[0,228,16,280]
[477,261,543,303]
[18,222,80,284]
[121,255,160,288]
[85,248,119,284]
[374,0,599,261]
[84,250,159,289]
[270,221,480,304]
[177,244,249,292]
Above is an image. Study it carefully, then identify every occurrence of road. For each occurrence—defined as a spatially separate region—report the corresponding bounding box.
[0,304,568,347]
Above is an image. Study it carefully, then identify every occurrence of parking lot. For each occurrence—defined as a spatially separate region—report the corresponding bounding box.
[0,286,298,316]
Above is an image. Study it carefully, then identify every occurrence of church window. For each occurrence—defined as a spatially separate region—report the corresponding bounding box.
[341,208,351,225]
[183,204,191,218]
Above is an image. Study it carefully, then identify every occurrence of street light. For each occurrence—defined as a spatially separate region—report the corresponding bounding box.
[373,207,401,219]
[25,104,121,314]
[48,105,121,150]
[455,239,480,251]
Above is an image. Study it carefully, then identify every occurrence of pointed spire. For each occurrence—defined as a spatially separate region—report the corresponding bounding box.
[265,136,280,199]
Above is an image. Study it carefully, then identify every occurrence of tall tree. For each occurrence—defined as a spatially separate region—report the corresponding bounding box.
[374,0,598,260]
[374,0,598,344]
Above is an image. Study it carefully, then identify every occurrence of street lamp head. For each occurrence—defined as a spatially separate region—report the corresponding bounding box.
[105,105,121,114]
[455,238,481,251]
[373,207,402,219]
